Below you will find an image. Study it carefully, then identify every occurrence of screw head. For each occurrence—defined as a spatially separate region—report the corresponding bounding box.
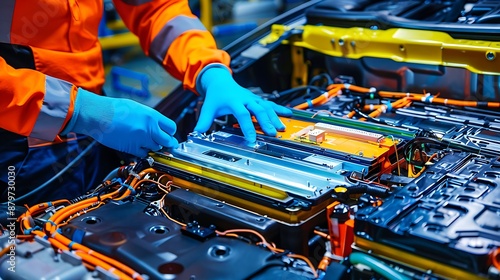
[486,51,496,61]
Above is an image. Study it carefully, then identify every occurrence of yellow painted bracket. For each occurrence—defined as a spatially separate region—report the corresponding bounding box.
[258,24,295,46]
[260,24,500,75]
[99,32,139,50]
[106,19,127,31]
[200,0,213,31]
[98,18,139,51]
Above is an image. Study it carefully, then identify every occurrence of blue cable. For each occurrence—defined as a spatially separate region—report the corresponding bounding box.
[350,252,411,280]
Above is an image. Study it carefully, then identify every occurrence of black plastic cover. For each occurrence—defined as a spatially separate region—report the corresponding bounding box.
[62,199,312,280]
[306,0,500,40]
[355,152,500,274]
[164,188,327,258]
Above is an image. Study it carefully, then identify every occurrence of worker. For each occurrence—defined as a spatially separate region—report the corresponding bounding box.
[0,1,291,204]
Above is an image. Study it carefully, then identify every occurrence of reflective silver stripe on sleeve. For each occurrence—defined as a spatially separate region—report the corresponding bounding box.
[0,1,16,43]
[119,0,152,5]
[30,76,72,140]
[149,15,207,64]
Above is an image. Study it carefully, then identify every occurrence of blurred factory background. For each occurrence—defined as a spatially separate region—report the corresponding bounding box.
[100,0,305,107]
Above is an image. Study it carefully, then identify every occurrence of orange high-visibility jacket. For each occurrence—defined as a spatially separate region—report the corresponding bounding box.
[0,0,230,141]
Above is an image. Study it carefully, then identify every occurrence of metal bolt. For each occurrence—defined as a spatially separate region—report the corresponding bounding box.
[333,203,349,215]
[331,203,350,223]
[338,38,345,46]
[350,41,356,47]
[468,239,484,249]
[486,51,496,61]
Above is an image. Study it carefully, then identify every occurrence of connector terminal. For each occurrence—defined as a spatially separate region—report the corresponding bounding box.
[315,123,383,142]
[308,129,326,143]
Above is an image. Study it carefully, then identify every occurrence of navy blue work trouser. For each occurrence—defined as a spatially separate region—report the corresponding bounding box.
[0,129,120,205]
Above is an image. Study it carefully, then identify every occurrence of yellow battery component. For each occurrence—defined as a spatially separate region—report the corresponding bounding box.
[257,117,397,161]
[354,237,485,280]
[308,129,326,143]
[152,153,335,224]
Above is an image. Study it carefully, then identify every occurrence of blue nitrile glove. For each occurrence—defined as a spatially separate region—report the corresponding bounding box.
[61,88,179,157]
[194,64,292,143]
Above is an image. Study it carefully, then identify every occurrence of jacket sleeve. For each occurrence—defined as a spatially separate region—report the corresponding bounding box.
[0,56,77,140]
[112,0,231,93]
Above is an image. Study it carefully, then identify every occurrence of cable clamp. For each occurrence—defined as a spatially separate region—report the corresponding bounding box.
[121,183,137,195]
[23,228,34,235]
[383,101,393,112]
[306,99,313,108]
[47,220,57,227]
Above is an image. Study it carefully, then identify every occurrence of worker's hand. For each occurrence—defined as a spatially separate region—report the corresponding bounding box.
[194,65,292,143]
[61,88,179,157]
